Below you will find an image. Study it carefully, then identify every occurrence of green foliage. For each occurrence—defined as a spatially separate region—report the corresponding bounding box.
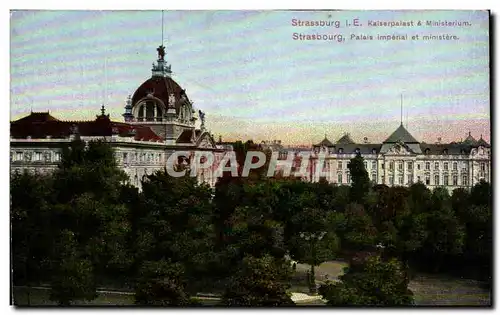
[133,171,216,293]
[337,203,377,251]
[319,255,414,306]
[49,230,97,305]
[221,254,295,306]
[348,153,371,203]
[134,260,191,306]
[11,171,54,287]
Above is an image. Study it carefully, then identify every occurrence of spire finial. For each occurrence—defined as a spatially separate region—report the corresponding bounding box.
[469,130,471,136]
[400,94,403,126]
[161,10,164,46]
[101,104,106,116]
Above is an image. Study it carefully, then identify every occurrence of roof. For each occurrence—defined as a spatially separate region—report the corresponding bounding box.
[419,143,474,155]
[11,113,163,142]
[383,124,419,143]
[131,76,187,114]
[336,133,355,144]
[462,132,478,146]
[314,136,334,147]
[476,136,490,147]
[176,129,194,144]
[13,112,59,123]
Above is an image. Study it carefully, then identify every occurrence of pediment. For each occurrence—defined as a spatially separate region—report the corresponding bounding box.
[196,132,216,149]
[386,142,413,155]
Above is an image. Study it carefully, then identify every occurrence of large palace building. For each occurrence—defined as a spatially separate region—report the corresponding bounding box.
[10,44,227,188]
[283,123,491,191]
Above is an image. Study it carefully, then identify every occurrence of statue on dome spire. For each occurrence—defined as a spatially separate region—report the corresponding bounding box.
[157,45,166,60]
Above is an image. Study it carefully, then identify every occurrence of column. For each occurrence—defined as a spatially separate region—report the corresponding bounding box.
[153,104,157,122]
[142,104,146,121]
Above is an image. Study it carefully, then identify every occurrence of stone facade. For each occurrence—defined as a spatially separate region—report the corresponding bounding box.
[10,45,228,189]
[276,125,491,191]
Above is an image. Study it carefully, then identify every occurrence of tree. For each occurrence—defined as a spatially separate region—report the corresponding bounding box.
[50,139,132,290]
[319,255,414,306]
[134,260,191,306]
[133,171,216,294]
[337,203,377,252]
[11,171,55,304]
[49,230,97,306]
[347,153,370,204]
[221,254,295,306]
[416,188,465,272]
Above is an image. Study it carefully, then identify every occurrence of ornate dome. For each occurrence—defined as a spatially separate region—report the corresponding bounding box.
[131,76,188,115]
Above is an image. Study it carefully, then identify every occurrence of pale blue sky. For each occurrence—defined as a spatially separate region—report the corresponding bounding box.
[10,10,490,144]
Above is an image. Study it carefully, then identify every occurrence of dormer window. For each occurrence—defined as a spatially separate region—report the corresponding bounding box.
[338,148,344,154]
[425,148,430,155]
[372,148,377,154]
[355,148,360,154]
[443,149,448,155]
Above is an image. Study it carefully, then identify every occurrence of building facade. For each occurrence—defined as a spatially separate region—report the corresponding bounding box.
[277,124,491,191]
[10,45,227,189]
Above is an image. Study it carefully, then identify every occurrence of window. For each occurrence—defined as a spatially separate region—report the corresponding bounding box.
[123,153,128,163]
[372,161,377,169]
[371,172,377,181]
[389,161,394,170]
[452,175,458,186]
[425,162,430,170]
[338,173,343,184]
[382,163,385,169]
[346,173,351,183]
[34,152,42,161]
[398,175,403,185]
[407,174,413,184]
[54,152,61,162]
[434,162,439,170]
[338,161,343,169]
[462,175,468,186]
[159,154,162,162]
[407,162,413,170]
[338,148,343,154]
[16,152,23,161]
[417,176,421,182]
[372,149,377,154]
[444,162,448,171]
[364,161,367,169]
[389,175,394,185]
[425,175,430,185]
[453,162,457,171]
[398,162,403,171]
[381,176,385,184]
[443,175,449,186]
[481,162,486,172]
[434,175,440,186]
[417,163,421,170]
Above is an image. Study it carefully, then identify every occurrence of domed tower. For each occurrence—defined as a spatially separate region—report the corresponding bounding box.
[123,44,197,142]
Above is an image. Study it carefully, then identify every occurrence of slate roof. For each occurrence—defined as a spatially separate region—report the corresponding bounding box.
[336,133,355,144]
[11,112,163,142]
[383,124,419,143]
[314,137,334,147]
[176,129,194,144]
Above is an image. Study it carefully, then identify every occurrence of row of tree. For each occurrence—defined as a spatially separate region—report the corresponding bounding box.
[11,139,491,306]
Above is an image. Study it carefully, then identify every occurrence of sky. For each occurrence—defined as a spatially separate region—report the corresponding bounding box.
[10,10,490,145]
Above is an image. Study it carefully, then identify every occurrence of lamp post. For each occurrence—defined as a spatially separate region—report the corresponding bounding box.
[299,231,327,295]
